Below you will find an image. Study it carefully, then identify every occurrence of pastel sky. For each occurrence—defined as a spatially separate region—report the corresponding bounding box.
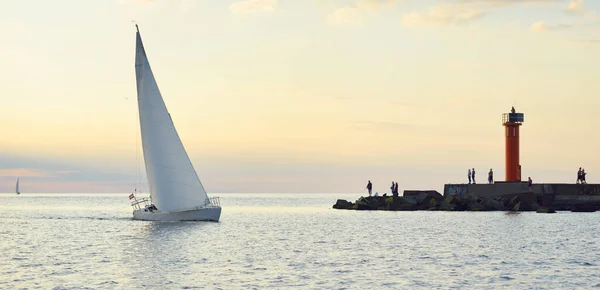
[1,0,599,194]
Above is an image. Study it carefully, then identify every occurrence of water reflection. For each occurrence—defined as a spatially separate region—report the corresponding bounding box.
[1,194,599,289]
[117,220,223,287]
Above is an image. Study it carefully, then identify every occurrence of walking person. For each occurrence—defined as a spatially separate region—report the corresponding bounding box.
[390,182,395,195]
[472,168,476,184]
[468,168,472,184]
[394,182,399,196]
[366,180,372,196]
[581,169,587,184]
[488,169,494,184]
[528,177,533,192]
[577,167,582,184]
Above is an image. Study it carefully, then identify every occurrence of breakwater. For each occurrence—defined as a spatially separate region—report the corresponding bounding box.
[443,182,600,211]
[333,184,600,212]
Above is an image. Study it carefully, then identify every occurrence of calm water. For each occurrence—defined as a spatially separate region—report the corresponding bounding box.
[0,193,598,289]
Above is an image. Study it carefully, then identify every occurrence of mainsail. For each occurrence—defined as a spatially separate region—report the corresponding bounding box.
[134,25,209,212]
[15,178,20,194]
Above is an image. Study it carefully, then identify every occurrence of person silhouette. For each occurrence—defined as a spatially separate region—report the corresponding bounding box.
[468,169,472,184]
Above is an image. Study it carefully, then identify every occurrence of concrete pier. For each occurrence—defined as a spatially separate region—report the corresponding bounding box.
[443,182,600,209]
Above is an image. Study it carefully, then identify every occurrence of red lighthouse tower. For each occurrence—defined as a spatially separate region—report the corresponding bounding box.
[503,107,524,182]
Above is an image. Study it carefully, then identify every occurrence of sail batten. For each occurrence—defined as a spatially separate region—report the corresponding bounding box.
[134,29,209,212]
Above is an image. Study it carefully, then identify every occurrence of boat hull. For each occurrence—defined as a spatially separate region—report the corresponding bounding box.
[132,207,221,221]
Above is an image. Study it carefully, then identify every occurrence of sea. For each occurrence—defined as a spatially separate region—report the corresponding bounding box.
[0,193,598,289]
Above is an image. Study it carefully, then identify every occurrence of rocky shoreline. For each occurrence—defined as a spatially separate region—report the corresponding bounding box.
[332,191,599,213]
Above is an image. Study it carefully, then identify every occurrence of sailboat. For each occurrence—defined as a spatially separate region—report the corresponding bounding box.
[15,178,20,195]
[130,25,221,221]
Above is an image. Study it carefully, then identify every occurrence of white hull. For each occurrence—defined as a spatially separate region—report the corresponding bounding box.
[132,207,221,221]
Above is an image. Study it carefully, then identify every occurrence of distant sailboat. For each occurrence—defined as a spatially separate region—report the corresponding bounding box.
[129,25,221,221]
[15,178,20,195]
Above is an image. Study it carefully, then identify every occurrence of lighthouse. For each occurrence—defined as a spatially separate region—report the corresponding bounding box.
[502,107,524,182]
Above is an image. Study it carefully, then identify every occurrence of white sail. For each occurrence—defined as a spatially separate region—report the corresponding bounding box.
[15,178,20,194]
[134,26,209,212]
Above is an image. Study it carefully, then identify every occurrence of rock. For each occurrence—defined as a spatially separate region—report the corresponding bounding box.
[403,190,443,204]
[571,205,599,212]
[516,193,539,211]
[418,192,443,209]
[466,201,486,211]
[402,196,418,204]
[536,208,556,213]
[438,204,457,211]
[443,195,458,205]
[333,199,353,209]
[333,192,541,212]
[488,199,508,211]
[428,198,438,208]
[348,196,391,210]
[434,195,456,210]
[356,203,371,210]
[386,196,412,210]
[453,196,470,211]
[395,203,417,211]
[443,195,453,204]
[354,197,372,210]
[366,196,386,209]
[502,195,520,209]
[512,201,521,212]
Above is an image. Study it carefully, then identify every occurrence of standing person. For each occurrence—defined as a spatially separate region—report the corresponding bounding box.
[394,182,399,196]
[528,177,533,192]
[366,180,372,196]
[488,169,494,184]
[472,168,476,184]
[390,182,395,195]
[577,167,582,184]
[468,168,472,184]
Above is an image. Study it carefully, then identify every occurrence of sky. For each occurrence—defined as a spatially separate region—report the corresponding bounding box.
[1,0,599,194]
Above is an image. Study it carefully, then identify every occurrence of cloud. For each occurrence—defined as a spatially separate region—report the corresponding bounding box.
[448,0,561,7]
[530,21,572,32]
[403,5,484,27]
[354,120,414,131]
[0,154,140,193]
[0,168,77,178]
[352,0,405,10]
[402,0,561,28]
[564,39,600,46]
[565,0,587,15]
[229,0,278,14]
[327,0,405,26]
[328,6,364,26]
[0,180,132,193]
[119,0,153,4]
[444,61,518,70]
